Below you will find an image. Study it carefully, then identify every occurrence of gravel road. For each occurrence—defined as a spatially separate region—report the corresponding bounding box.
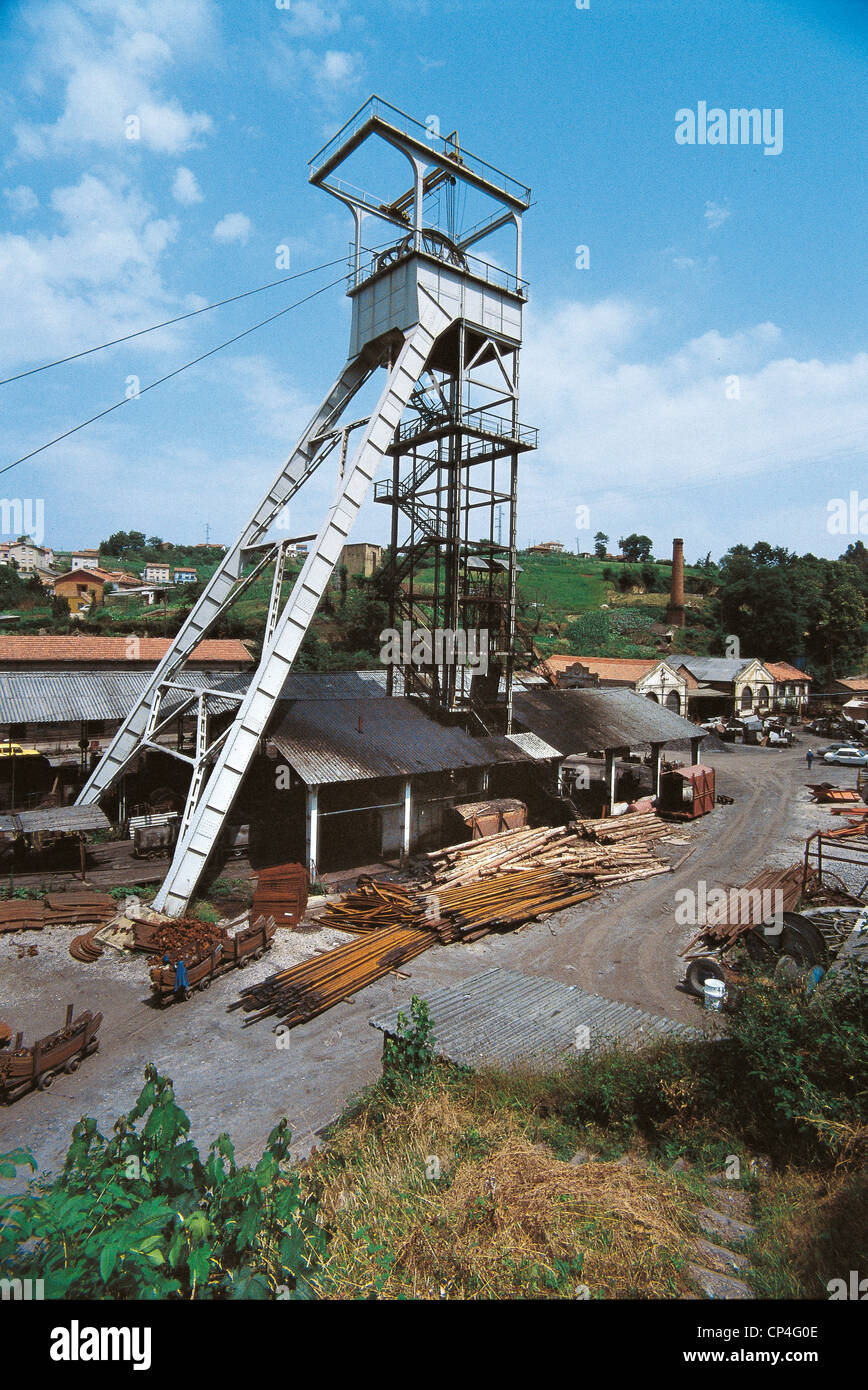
[0,738,859,1179]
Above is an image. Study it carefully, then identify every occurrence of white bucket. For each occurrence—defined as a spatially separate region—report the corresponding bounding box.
[703,977,726,1011]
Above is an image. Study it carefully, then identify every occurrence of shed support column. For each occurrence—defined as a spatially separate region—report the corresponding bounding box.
[604,749,616,814]
[305,784,320,882]
[402,777,412,858]
[652,744,664,798]
[690,736,701,766]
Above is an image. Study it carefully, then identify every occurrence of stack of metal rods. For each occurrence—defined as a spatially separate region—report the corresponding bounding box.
[426,869,598,942]
[318,876,427,934]
[233,925,434,1028]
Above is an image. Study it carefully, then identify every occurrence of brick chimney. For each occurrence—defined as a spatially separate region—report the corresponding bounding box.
[666,537,686,628]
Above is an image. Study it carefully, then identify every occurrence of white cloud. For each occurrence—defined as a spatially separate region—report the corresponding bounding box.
[278,1,343,37]
[12,0,215,158]
[213,213,252,245]
[172,166,204,206]
[314,49,361,90]
[520,298,868,524]
[0,173,180,373]
[704,200,731,230]
[3,186,39,215]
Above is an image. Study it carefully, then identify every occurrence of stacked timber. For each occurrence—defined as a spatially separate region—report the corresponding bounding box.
[423,815,674,893]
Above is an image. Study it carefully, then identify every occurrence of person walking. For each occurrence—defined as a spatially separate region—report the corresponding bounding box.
[806,748,815,771]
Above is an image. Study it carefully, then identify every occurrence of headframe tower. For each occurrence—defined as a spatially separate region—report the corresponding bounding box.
[77,97,534,915]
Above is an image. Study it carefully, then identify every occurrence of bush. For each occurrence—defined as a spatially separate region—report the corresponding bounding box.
[0,1065,324,1298]
[382,995,436,1093]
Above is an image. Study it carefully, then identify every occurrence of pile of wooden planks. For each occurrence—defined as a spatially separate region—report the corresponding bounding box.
[680,864,806,955]
[232,925,433,1028]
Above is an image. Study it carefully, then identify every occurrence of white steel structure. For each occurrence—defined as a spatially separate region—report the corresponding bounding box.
[77,97,532,915]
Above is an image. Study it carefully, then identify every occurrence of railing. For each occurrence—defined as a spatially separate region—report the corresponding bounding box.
[390,406,537,450]
[350,239,528,299]
[309,95,531,207]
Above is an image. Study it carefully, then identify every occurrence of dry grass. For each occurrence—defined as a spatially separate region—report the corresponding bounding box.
[306,1082,697,1299]
[750,1166,868,1299]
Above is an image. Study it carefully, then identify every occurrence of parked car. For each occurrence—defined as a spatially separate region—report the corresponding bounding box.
[823,746,868,766]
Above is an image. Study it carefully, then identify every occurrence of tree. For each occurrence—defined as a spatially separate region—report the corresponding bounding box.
[619,533,653,562]
[593,531,608,560]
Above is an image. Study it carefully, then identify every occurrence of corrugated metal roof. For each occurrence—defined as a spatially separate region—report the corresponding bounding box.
[512,686,704,753]
[15,805,111,833]
[505,731,562,760]
[268,698,532,784]
[0,670,247,725]
[276,669,403,700]
[669,654,760,683]
[370,967,701,1069]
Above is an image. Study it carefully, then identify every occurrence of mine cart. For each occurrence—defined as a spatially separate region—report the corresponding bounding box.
[0,1004,102,1102]
[148,915,276,1004]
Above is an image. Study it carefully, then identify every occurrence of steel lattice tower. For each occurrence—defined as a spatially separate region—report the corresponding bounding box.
[76,97,535,915]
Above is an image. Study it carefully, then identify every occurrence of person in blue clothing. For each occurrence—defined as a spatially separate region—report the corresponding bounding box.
[174,957,190,998]
[806,748,815,771]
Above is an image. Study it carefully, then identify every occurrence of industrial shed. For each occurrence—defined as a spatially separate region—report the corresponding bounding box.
[512,686,705,811]
[262,693,549,876]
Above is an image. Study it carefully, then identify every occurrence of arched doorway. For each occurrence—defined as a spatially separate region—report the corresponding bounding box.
[666,689,681,712]
[645,692,659,703]
[756,685,770,707]
[740,687,753,712]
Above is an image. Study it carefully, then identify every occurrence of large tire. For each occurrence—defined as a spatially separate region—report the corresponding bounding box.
[780,913,827,967]
[685,956,726,998]
[744,926,777,962]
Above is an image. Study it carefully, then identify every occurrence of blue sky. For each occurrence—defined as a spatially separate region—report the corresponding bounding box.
[0,0,866,563]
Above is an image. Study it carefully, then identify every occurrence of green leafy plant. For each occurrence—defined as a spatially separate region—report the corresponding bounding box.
[382,995,436,1092]
[0,1065,324,1299]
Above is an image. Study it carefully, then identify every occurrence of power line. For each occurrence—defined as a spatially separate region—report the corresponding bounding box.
[0,238,397,388]
[0,271,347,478]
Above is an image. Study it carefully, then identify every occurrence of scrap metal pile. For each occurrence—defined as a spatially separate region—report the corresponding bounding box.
[0,889,116,935]
[235,813,678,1029]
[132,917,224,963]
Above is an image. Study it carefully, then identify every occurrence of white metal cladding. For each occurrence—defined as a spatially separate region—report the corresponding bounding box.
[153,297,456,916]
[350,256,523,359]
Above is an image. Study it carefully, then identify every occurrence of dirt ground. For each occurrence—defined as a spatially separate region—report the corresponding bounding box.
[0,739,860,1180]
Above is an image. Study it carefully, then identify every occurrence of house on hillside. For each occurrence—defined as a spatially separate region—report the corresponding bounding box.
[71,548,101,571]
[143,561,171,585]
[53,568,107,615]
[527,541,565,555]
[339,542,383,578]
[173,567,198,584]
[6,540,55,574]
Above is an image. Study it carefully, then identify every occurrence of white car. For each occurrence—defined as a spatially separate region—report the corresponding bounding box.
[823,746,868,766]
